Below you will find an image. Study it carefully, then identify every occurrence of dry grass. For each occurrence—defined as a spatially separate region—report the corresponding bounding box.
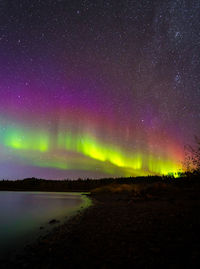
[91,182,175,198]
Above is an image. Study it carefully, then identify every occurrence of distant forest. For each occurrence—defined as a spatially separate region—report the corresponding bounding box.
[0,174,198,192]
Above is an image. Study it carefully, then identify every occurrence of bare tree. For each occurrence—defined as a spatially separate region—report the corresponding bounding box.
[184,136,200,174]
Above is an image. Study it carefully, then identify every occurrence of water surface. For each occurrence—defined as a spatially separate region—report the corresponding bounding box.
[0,191,90,256]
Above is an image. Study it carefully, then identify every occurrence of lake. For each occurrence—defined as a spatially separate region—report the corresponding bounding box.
[0,191,90,257]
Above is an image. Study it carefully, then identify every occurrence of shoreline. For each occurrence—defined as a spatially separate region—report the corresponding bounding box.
[2,181,200,268]
[0,192,92,263]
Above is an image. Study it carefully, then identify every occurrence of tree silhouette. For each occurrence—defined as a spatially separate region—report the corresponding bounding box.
[184,136,200,174]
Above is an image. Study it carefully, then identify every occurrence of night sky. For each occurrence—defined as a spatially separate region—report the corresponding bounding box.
[0,0,199,179]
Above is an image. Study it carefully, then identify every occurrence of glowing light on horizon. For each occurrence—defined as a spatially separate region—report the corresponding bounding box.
[0,119,182,176]
[0,0,198,180]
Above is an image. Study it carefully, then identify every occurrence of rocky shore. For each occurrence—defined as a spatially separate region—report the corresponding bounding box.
[2,181,200,268]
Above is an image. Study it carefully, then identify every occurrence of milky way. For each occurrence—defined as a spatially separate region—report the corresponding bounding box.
[0,0,199,179]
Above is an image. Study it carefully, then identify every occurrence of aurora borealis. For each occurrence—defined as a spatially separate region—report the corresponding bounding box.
[0,0,199,179]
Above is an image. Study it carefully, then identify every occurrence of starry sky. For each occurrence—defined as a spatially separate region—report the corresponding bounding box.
[0,0,199,179]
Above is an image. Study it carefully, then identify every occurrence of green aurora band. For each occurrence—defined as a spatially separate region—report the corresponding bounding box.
[0,121,182,177]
